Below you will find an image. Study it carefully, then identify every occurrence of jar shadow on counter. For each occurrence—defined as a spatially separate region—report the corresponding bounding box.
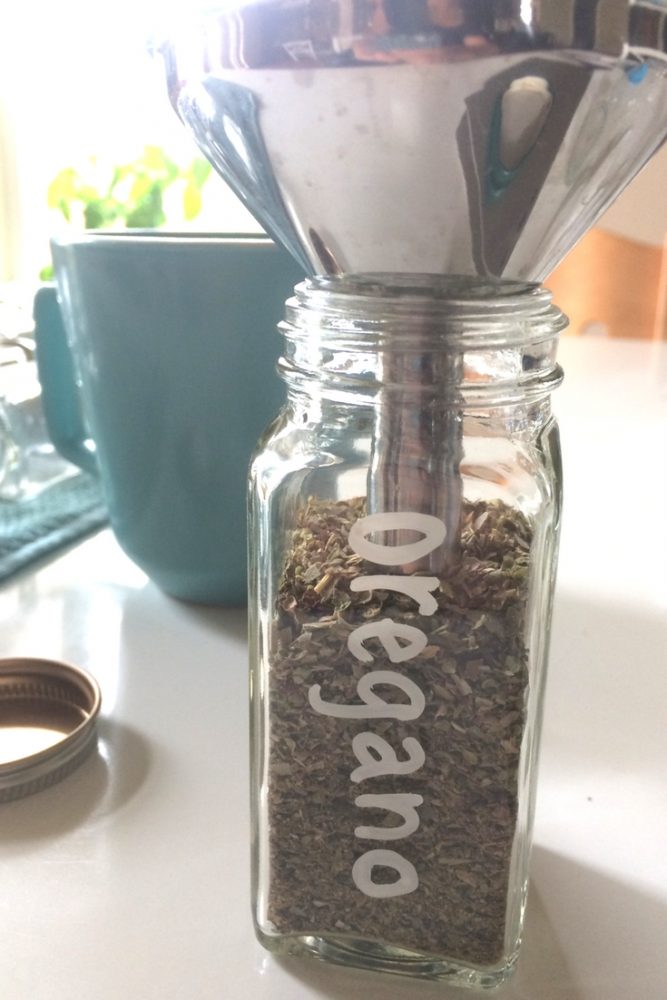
[268,872,583,1000]
[167,600,249,643]
[526,847,667,1000]
[0,718,150,849]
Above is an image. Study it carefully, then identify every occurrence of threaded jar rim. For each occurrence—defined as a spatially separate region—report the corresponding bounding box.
[285,274,568,351]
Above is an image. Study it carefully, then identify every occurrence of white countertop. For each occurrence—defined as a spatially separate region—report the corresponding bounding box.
[1,336,666,1000]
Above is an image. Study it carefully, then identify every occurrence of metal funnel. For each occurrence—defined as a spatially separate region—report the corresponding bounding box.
[156,2,667,570]
[158,1,667,280]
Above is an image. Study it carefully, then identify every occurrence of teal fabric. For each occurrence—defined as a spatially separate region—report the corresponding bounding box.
[0,472,108,581]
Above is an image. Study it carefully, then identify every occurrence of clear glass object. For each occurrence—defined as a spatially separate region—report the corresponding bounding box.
[248,276,566,990]
[0,361,76,501]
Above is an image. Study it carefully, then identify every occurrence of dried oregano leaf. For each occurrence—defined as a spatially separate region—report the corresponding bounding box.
[266,497,532,966]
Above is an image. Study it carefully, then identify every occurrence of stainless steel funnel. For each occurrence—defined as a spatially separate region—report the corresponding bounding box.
[156,1,667,566]
[158,1,667,279]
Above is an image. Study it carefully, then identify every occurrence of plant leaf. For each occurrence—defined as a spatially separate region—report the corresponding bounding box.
[183,180,202,221]
[191,158,212,189]
[125,184,165,228]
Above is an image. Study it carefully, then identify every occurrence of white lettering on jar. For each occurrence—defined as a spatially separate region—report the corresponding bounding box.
[308,670,425,720]
[348,512,446,566]
[308,509,446,899]
[351,850,419,898]
[347,619,428,664]
[350,732,425,783]
[350,575,439,615]
[354,793,424,840]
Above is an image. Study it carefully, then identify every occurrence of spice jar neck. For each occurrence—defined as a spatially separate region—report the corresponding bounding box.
[278,274,566,406]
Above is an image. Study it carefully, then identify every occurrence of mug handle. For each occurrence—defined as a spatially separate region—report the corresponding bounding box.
[33,285,98,475]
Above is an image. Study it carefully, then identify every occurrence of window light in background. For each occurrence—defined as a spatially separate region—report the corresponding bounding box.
[0,0,260,285]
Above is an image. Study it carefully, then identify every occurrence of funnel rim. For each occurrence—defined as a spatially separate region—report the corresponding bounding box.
[294,274,553,317]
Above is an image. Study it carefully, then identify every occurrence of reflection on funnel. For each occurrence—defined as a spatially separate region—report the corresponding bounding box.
[495,77,553,174]
[458,56,594,277]
[195,79,312,273]
[157,0,667,280]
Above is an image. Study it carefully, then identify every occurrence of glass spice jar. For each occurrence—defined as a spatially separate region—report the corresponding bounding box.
[248,275,566,990]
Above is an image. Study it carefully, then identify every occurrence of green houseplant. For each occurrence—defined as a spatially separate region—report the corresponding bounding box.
[41,146,212,278]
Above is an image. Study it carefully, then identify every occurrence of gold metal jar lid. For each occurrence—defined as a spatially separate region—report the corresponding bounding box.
[0,657,101,803]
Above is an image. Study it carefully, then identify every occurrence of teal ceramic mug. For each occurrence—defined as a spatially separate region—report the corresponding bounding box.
[35,233,304,604]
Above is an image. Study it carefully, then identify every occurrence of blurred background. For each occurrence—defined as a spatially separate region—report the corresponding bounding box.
[0,0,262,340]
[1,0,666,339]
